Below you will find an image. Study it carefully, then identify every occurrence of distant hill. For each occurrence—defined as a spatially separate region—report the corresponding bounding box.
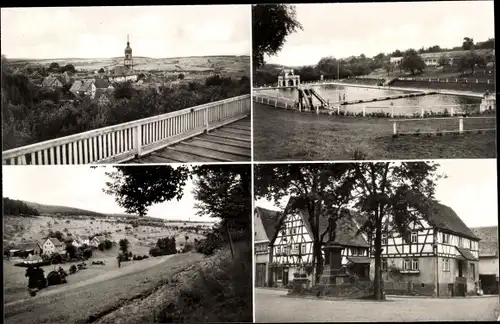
[22,201,105,217]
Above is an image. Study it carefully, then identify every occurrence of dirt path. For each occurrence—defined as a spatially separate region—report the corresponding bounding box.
[4,253,205,324]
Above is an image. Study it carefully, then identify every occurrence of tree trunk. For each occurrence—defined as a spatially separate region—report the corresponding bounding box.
[373,215,384,300]
[226,220,235,259]
[313,241,323,284]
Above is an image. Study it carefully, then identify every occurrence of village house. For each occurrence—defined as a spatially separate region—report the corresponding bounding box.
[376,201,480,297]
[90,235,107,248]
[7,241,42,258]
[94,89,113,107]
[254,207,280,287]
[94,78,114,90]
[70,79,97,99]
[72,235,90,248]
[41,75,64,89]
[42,237,65,255]
[263,200,370,288]
[471,226,499,294]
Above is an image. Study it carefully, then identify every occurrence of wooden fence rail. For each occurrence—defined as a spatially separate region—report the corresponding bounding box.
[392,116,496,136]
[2,94,251,165]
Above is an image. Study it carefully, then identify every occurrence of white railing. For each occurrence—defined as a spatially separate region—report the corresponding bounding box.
[392,116,496,136]
[253,92,298,110]
[2,94,250,165]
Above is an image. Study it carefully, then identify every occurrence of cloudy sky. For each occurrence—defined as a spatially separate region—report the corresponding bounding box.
[2,165,215,222]
[255,159,498,228]
[0,5,250,59]
[266,1,495,66]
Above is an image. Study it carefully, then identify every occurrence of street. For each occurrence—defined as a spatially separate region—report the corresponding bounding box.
[255,288,500,322]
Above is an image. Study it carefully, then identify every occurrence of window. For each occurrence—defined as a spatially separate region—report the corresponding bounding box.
[411,259,419,271]
[300,244,306,254]
[381,234,388,245]
[276,246,281,255]
[470,263,476,278]
[458,237,463,247]
[351,248,357,256]
[442,259,450,271]
[411,232,418,243]
[381,258,388,271]
[442,233,449,244]
[403,259,410,271]
[357,248,364,256]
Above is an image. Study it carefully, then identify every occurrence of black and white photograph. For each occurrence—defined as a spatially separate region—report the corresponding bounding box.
[3,164,252,324]
[252,2,495,161]
[254,160,499,322]
[1,5,251,165]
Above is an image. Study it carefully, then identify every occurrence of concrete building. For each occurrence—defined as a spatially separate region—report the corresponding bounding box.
[471,226,499,294]
[376,201,480,297]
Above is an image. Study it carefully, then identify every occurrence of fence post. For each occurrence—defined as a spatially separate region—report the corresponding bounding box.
[458,117,464,134]
[316,105,319,114]
[362,107,366,117]
[393,121,397,135]
[476,79,479,84]
[337,105,340,115]
[391,106,394,118]
[275,99,278,108]
[204,107,209,133]
[450,106,454,116]
[135,124,142,157]
[446,78,448,83]
[420,107,424,118]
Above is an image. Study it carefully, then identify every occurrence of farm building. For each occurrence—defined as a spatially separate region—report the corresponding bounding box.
[42,237,65,255]
[70,79,97,99]
[90,235,107,248]
[471,226,499,294]
[72,235,90,248]
[41,75,64,89]
[7,241,43,258]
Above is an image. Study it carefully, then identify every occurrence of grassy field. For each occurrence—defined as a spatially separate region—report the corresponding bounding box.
[10,55,250,78]
[253,103,496,161]
[4,253,205,324]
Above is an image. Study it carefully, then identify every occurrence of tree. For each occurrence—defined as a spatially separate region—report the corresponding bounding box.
[48,62,60,72]
[437,55,449,68]
[65,243,77,259]
[61,64,76,74]
[103,166,190,216]
[98,68,105,74]
[254,164,357,284]
[462,37,475,50]
[192,165,251,258]
[252,4,303,69]
[401,49,426,76]
[178,73,185,80]
[119,238,129,254]
[349,162,444,300]
[458,51,485,74]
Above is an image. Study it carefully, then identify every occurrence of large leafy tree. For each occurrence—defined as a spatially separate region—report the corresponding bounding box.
[254,164,357,284]
[401,49,426,76]
[252,4,303,69]
[350,162,444,300]
[192,164,251,258]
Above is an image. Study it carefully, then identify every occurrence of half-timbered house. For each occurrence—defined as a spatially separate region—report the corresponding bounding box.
[375,201,480,297]
[266,202,370,288]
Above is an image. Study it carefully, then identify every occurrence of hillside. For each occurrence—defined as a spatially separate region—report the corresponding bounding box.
[8,55,250,78]
[22,201,105,217]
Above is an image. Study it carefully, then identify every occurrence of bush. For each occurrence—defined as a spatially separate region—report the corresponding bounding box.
[172,244,252,322]
[47,271,64,286]
[82,249,92,259]
[69,265,77,274]
[182,242,195,253]
[26,267,47,289]
[195,233,223,256]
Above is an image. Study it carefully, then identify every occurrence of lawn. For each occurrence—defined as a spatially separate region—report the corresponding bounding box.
[253,103,496,161]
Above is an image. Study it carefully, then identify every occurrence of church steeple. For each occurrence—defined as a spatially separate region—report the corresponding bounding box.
[124,34,133,70]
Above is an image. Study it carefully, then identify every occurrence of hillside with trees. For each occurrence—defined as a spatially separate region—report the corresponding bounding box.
[3,197,40,216]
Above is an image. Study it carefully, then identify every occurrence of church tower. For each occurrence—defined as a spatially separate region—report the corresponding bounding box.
[124,34,133,70]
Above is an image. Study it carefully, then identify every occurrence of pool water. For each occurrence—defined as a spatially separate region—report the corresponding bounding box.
[258,84,481,116]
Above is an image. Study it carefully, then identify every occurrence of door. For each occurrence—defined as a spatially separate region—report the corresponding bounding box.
[480,274,499,295]
[458,261,463,277]
[283,268,289,285]
[255,264,266,287]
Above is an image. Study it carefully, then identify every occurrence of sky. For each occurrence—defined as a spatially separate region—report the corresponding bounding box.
[255,159,498,228]
[2,165,215,222]
[266,1,495,66]
[0,5,251,59]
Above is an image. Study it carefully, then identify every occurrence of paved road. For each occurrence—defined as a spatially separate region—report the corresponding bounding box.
[256,288,500,322]
[4,253,204,324]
